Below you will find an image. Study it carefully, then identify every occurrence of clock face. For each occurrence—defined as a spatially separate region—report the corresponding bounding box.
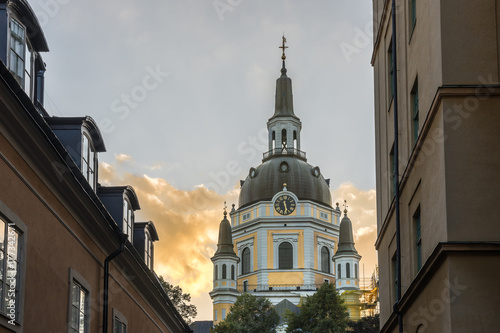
[274,195,296,215]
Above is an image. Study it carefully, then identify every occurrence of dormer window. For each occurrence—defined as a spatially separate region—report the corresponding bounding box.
[9,18,26,87]
[81,133,97,190]
[145,232,153,269]
[123,199,133,242]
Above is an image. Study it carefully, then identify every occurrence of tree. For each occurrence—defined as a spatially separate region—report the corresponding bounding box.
[285,283,349,333]
[211,293,280,333]
[158,275,197,325]
[347,314,380,333]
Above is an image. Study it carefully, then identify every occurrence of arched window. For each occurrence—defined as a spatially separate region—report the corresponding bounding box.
[355,264,358,279]
[272,131,276,150]
[321,246,330,273]
[222,264,227,279]
[293,130,297,149]
[346,263,351,278]
[242,248,250,275]
[215,265,218,280]
[231,265,235,280]
[338,264,341,279]
[279,242,293,269]
[282,129,288,150]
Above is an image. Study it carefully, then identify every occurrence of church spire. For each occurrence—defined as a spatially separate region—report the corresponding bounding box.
[271,35,298,120]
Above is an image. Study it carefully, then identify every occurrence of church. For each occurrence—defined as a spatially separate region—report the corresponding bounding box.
[209,38,363,326]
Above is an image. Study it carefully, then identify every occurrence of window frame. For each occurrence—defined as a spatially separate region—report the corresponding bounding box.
[320,246,330,274]
[337,263,341,279]
[67,269,91,333]
[278,242,293,269]
[81,132,97,190]
[411,78,419,147]
[145,231,153,269]
[8,17,26,87]
[112,308,128,333]
[241,247,251,275]
[122,199,133,242]
[414,206,422,271]
[346,263,351,278]
[0,204,27,332]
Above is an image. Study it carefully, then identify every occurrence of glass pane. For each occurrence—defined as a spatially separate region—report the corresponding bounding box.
[72,284,80,307]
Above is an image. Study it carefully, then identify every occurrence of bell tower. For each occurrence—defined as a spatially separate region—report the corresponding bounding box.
[209,204,239,325]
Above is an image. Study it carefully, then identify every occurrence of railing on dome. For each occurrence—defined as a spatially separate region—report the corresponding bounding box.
[262,148,307,162]
[237,283,324,293]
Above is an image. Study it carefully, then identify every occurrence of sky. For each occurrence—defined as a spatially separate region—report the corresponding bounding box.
[29,0,376,321]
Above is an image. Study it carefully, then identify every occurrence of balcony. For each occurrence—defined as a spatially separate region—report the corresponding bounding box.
[262,148,307,162]
[237,283,324,293]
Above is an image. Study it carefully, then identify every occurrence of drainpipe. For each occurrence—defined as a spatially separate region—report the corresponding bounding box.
[103,233,128,333]
[391,1,403,332]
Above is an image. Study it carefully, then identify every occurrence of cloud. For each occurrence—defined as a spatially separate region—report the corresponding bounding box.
[101,159,378,320]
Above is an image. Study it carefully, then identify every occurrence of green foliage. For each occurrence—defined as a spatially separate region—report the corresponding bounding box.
[347,314,380,333]
[285,283,349,333]
[158,275,197,325]
[211,293,280,333]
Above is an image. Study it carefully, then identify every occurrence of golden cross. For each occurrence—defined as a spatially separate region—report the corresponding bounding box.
[279,35,288,60]
[223,201,227,215]
[343,200,348,214]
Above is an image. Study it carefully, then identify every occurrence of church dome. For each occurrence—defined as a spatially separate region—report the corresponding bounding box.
[239,156,332,208]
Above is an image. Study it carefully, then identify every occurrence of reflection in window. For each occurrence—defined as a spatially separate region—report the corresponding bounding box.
[81,134,97,190]
[9,19,26,86]
[123,200,133,242]
[113,316,127,333]
[145,232,153,269]
[0,217,21,320]
[70,280,89,333]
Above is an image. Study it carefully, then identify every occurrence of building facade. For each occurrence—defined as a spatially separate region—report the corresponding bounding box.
[372,0,500,332]
[0,0,191,332]
[210,39,363,326]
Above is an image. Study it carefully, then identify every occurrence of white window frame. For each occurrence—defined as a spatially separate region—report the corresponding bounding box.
[237,238,254,275]
[316,237,335,274]
[123,199,133,242]
[67,268,91,333]
[81,132,97,190]
[242,212,251,221]
[272,233,298,269]
[145,232,153,269]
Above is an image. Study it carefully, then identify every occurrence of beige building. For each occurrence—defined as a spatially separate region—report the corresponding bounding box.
[372,0,500,332]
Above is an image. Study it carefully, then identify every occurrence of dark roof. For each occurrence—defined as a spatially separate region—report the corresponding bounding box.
[335,213,358,255]
[189,321,213,333]
[135,221,159,241]
[10,0,49,51]
[45,116,106,152]
[213,214,238,258]
[275,299,300,324]
[98,185,141,210]
[239,156,332,209]
[269,66,300,121]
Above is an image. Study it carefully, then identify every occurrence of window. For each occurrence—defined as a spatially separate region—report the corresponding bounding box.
[346,263,351,278]
[70,281,89,333]
[123,200,133,242]
[222,264,227,279]
[281,129,287,150]
[9,19,26,86]
[215,309,217,321]
[392,254,398,302]
[388,40,394,100]
[279,242,293,269]
[390,144,396,198]
[320,246,330,273]
[272,131,276,150]
[81,134,97,190]
[231,265,235,280]
[113,309,127,333]
[414,207,422,271]
[243,280,248,292]
[320,212,329,220]
[241,248,250,275]
[411,79,419,146]
[410,0,417,30]
[293,131,297,149]
[145,232,153,269]
[337,264,341,279]
[222,308,226,320]
[355,264,358,279]
[242,213,251,221]
[215,264,218,280]
[0,218,22,321]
